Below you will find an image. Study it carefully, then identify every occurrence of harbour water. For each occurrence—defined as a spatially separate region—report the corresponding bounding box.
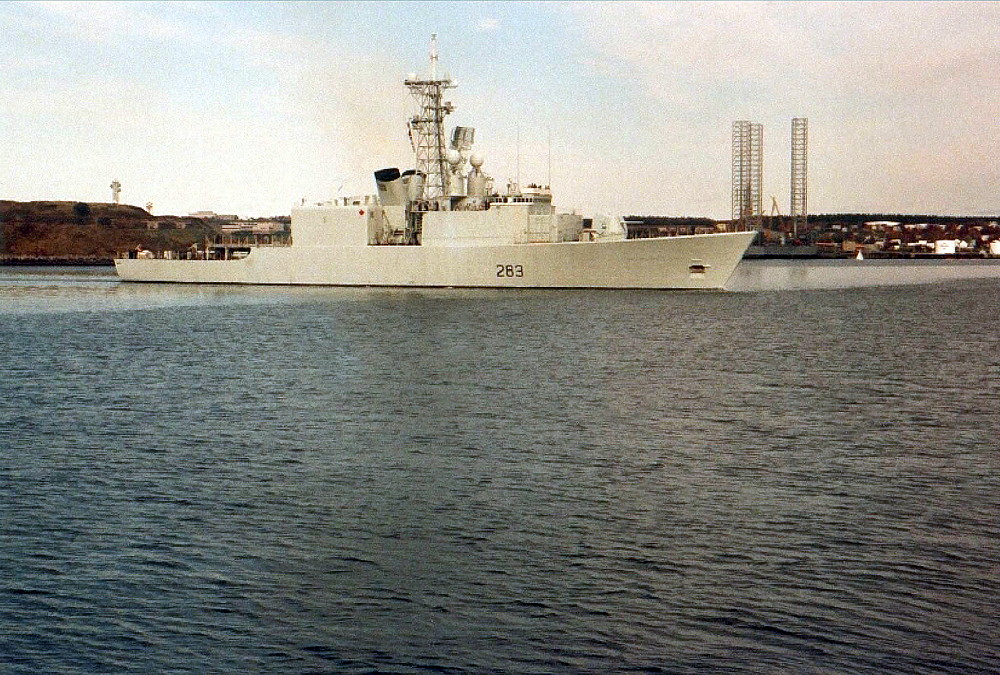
[2,260,999,673]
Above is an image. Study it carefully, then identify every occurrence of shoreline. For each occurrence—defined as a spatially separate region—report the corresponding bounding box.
[0,255,114,267]
[3,253,996,266]
[744,246,994,260]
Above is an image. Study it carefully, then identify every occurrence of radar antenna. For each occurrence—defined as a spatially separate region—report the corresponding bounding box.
[404,34,455,202]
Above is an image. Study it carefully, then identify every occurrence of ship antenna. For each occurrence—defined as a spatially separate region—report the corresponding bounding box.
[516,123,520,193]
[547,126,551,189]
[430,33,438,80]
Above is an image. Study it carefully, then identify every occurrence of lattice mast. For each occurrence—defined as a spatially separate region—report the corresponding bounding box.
[404,34,455,203]
[790,118,808,237]
[731,121,763,230]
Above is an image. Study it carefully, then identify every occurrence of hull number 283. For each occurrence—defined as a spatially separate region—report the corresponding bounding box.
[496,264,524,278]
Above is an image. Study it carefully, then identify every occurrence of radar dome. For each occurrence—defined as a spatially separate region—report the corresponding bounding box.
[446,149,462,165]
[469,153,484,168]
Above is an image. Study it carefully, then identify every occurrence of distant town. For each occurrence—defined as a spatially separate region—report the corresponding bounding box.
[625,214,1000,258]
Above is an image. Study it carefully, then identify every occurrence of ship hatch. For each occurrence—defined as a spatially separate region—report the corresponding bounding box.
[689,260,709,275]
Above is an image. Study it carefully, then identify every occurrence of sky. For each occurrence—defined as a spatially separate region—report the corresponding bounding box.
[1,1,997,219]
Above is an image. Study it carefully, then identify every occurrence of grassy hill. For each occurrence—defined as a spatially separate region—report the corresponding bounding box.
[0,201,219,261]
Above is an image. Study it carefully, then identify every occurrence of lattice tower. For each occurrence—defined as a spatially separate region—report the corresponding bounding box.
[750,122,763,229]
[732,121,763,230]
[732,121,749,226]
[790,118,808,237]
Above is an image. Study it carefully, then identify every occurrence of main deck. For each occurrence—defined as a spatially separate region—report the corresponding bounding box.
[115,231,755,290]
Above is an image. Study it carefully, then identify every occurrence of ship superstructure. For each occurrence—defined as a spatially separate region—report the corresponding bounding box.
[115,37,755,289]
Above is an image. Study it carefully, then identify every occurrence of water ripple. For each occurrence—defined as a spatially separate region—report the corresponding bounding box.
[2,265,999,673]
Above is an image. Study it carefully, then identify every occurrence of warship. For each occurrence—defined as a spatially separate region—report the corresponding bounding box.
[115,37,755,289]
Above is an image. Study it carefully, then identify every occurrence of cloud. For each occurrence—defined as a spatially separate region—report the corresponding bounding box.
[1,4,426,215]
[3,1,995,218]
[294,56,414,192]
[3,75,291,213]
[562,1,1000,215]
[24,1,191,43]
